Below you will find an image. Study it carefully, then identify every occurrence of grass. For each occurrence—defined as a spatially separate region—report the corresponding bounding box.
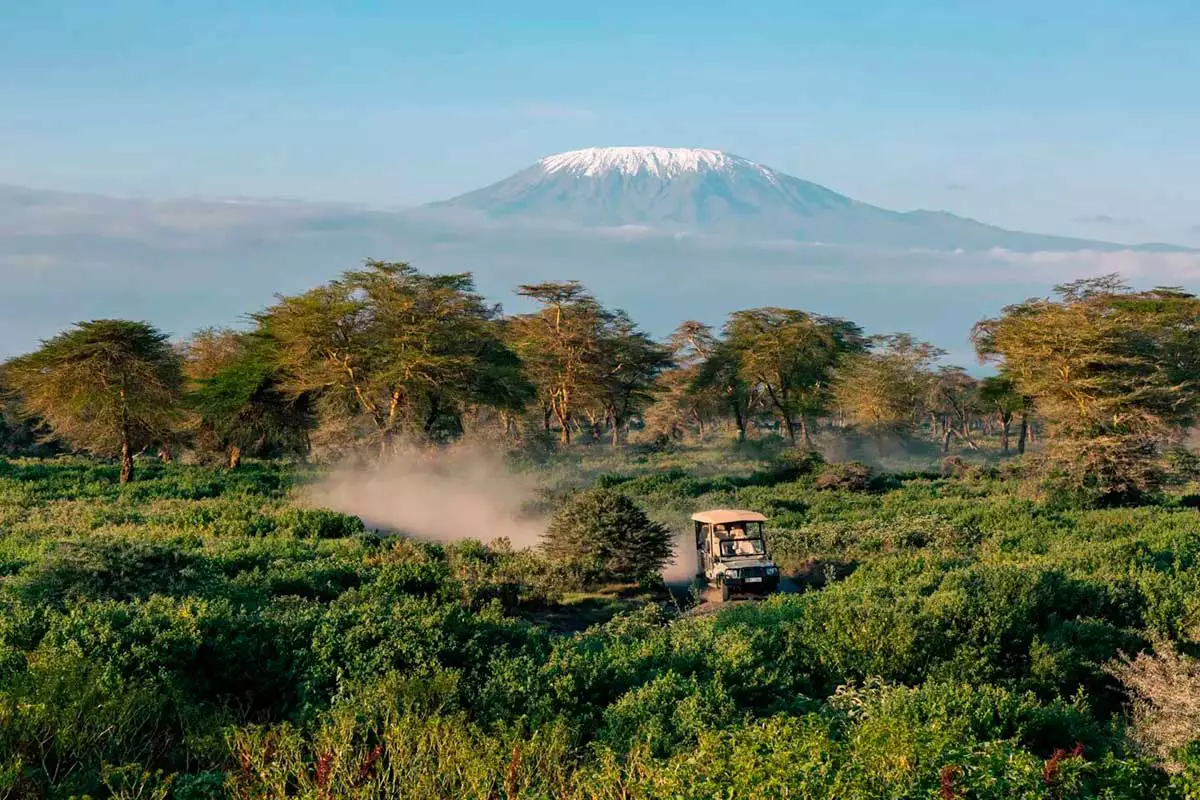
[4,441,1200,797]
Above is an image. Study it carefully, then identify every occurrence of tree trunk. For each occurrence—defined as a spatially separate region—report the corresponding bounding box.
[940,426,953,456]
[379,388,404,462]
[798,415,812,449]
[782,415,797,445]
[227,444,242,470]
[733,404,746,442]
[423,395,442,440]
[157,448,172,464]
[1000,415,1011,455]
[120,439,133,484]
[118,385,133,484]
[1017,413,1029,455]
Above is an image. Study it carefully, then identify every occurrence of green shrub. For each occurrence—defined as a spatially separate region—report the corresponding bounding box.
[4,452,1200,796]
[275,507,365,539]
[542,488,672,584]
[766,447,825,482]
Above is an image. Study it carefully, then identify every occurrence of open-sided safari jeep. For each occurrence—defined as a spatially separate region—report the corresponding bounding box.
[691,509,781,601]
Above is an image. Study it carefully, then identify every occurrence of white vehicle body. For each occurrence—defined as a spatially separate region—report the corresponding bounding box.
[691,509,781,600]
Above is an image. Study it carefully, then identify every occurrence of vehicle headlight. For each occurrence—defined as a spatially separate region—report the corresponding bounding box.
[726,569,741,579]
[766,566,779,575]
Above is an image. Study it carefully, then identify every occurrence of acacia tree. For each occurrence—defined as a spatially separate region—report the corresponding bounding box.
[646,322,726,440]
[724,308,864,446]
[594,311,671,445]
[3,320,183,482]
[977,373,1030,455]
[974,275,1200,501]
[928,366,980,455]
[183,329,313,468]
[832,334,943,434]
[690,329,756,442]
[507,282,609,444]
[258,261,529,459]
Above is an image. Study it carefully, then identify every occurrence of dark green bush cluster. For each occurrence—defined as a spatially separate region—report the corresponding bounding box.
[542,487,672,584]
[5,454,1200,797]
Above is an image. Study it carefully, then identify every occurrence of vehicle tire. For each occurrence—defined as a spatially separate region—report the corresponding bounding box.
[720,582,731,602]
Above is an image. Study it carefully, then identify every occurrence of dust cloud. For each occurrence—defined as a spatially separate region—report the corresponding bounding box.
[308,444,547,548]
[309,444,698,584]
[661,531,698,585]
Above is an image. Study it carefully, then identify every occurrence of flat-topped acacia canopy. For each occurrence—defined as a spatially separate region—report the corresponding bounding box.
[690,509,768,525]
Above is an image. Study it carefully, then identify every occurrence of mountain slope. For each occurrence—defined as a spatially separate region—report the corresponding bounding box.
[430,146,1165,253]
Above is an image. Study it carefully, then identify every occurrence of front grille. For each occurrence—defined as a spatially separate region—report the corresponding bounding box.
[738,566,769,579]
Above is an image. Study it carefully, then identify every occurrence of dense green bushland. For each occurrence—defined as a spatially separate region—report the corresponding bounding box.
[4,448,1200,798]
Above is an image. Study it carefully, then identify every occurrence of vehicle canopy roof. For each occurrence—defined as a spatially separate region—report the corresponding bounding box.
[690,509,768,525]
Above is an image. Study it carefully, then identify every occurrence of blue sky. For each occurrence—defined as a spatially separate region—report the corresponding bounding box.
[2,0,1197,245]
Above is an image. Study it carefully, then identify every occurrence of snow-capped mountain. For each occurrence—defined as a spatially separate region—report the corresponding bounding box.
[430,146,1158,252]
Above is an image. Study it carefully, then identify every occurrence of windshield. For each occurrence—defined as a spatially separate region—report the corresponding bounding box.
[719,538,765,557]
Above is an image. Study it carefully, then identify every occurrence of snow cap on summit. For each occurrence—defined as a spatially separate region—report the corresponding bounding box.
[540,147,768,179]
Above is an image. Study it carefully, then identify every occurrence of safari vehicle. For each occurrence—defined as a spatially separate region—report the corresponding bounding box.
[692,509,781,601]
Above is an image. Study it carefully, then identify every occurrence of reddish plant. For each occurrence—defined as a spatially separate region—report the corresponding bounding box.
[939,764,961,800]
[1044,742,1085,785]
[354,744,384,788]
[315,752,334,798]
[504,745,523,798]
[1043,748,1066,785]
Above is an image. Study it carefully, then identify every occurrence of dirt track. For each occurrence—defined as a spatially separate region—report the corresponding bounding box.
[675,577,801,617]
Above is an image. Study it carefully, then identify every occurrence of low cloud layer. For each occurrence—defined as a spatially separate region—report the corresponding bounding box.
[2,186,1198,364]
[1073,214,1145,227]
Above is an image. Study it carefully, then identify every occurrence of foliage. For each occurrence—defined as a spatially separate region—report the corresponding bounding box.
[1106,637,1200,772]
[723,307,865,445]
[507,281,668,445]
[542,487,673,583]
[2,320,183,482]
[833,333,942,434]
[975,276,1200,503]
[183,328,313,467]
[507,282,610,445]
[929,366,981,454]
[593,311,672,444]
[0,387,54,457]
[645,321,728,441]
[9,267,1200,795]
[978,372,1031,454]
[257,261,530,458]
[1,451,1199,796]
